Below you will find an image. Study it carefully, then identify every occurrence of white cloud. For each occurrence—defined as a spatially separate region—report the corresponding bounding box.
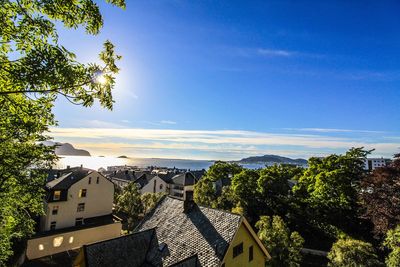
[160,120,177,125]
[284,128,386,134]
[48,127,400,159]
[257,48,293,57]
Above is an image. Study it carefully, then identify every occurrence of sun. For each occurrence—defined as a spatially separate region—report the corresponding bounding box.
[96,74,107,85]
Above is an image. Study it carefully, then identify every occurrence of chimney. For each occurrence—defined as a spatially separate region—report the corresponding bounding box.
[66,165,70,169]
[56,171,60,178]
[183,190,195,213]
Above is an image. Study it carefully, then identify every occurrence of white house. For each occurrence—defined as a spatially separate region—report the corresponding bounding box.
[26,167,122,260]
[42,168,114,231]
[364,158,390,171]
[140,175,170,194]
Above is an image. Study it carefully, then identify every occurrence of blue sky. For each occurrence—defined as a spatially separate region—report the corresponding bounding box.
[51,0,400,160]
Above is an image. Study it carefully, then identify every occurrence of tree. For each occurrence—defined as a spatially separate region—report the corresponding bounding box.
[292,148,370,235]
[194,161,242,207]
[231,169,260,221]
[141,192,165,214]
[0,0,125,263]
[383,225,400,267]
[257,164,303,216]
[327,238,382,267]
[256,215,304,267]
[194,177,217,207]
[360,154,400,237]
[116,183,143,231]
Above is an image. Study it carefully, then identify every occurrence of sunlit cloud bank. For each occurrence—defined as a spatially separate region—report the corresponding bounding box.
[49,127,400,160]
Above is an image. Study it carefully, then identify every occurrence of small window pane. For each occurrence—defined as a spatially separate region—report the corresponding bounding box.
[233,242,243,258]
[249,245,254,262]
[77,203,85,212]
[79,189,87,198]
[52,206,59,215]
[53,191,61,201]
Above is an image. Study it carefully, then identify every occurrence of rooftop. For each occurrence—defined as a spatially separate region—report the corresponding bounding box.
[136,196,241,266]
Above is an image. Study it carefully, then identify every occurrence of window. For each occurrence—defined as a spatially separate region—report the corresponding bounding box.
[53,236,63,247]
[53,190,61,201]
[88,177,91,184]
[160,184,163,190]
[233,242,243,258]
[75,218,84,226]
[50,221,56,230]
[52,206,59,215]
[153,180,157,193]
[69,236,74,244]
[249,245,254,262]
[38,244,44,251]
[96,177,99,184]
[77,203,85,212]
[79,189,87,198]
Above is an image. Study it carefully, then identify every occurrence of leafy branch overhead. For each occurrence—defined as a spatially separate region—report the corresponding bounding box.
[0,0,125,109]
[0,0,125,264]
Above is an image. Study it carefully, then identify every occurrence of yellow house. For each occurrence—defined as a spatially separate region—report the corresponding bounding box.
[74,195,270,267]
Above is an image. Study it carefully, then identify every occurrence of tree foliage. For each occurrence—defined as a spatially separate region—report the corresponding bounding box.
[256,215,304,267]
[194,161,242,207]
[383,225,400,267]
[0,0,125,263]
[360,154,400,236]
[141,192,165,214]
[327,238,382,267]
[115,183,143,231]
[292,148,370,235]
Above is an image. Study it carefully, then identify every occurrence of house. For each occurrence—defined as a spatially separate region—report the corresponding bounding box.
[364,158,391,171]
[42,167,115,231]
[169,172,197,199]
[26,167,122,260]
[74,195,270,266]
[140,174,170,194]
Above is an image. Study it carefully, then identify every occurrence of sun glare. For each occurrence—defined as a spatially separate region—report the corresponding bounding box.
[96,74,107,85]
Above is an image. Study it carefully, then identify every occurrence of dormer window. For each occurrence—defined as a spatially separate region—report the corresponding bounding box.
[96,177,100,184]
[53,191,61,201]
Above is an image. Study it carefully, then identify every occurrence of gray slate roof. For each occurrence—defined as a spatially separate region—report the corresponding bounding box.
[46,167,92,190]
[84,228,163,267]
[171,172,197,186]
[136,196,242,267]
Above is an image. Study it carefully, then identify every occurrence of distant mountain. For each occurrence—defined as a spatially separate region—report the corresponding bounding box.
[43,141,91,156]
[117,155,128,158]
[238,154,307,165]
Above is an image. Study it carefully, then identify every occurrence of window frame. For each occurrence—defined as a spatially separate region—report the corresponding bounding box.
[75,217,84,226]
[79,189,87,198]
[50,221,57,230]
[249,245,254,262]
[233,242,243,258]
[52,206,59,215]
[77,203,85,212]
[53,190,61,201]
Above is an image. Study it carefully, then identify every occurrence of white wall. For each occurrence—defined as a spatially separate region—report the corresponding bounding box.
[140,176,168,194]
[43,171,114,231]
[27,221,121,260]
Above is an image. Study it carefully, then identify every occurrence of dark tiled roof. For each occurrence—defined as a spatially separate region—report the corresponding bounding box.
[190,170,206,180]
[134,174,149,188]
[112,170,136,181]
[46,167,92,190]
[157,172,176,183]
[171,172,197,186]
[136,196,242,267]
[84,228,163,267]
